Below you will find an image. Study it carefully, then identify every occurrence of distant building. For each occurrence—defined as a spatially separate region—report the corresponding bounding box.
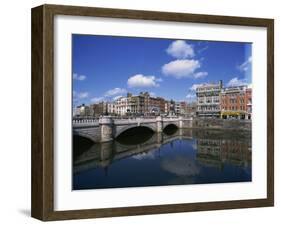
[114,92,167,116]
[127,93,145,115]
[115,97,129,116]
[174,102,181,115]
[140,92,150,113]
[164,99,176,115]
[196,81,223,118]
[74,104,91,117]
[148,96,165,115]
[107,102,116,115]
[220,86,252,119]
[172,101,189,115]
[185,102,197,116]
[91,102,107,117]
[73,106,81,117]
[164,101,170,114]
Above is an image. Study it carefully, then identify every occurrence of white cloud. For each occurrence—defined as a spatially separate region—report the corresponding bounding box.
[104,88,127,97]
[73,91,89,99]
[113,95,123,101]
[162,59,201,79]
[73,73,86,81]
[198,46,209,54]
[149,92,156,97]
[227,77,248,87]
[237,56,252,71]
[91,97,104,103]
[186,93,196,99]
[166,40,194,59]
[132,152,156,160]
[193,71,208,79]
[161,155,200,176]
[189,83,204,91]
[127,74,162,88]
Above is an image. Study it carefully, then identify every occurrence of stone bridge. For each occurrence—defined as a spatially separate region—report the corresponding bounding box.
[73,116,193,143]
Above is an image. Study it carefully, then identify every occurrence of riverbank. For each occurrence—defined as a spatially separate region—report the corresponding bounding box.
[188,118,251,131]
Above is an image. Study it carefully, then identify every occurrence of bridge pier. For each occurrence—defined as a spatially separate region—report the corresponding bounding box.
[179,116,183,129]
[156,116,163,133]
[99,116,113,143]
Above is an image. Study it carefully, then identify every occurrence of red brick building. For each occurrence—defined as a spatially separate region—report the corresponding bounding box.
[220,86,252,119]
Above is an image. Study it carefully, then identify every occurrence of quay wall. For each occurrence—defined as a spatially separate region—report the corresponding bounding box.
[190,118,251,130]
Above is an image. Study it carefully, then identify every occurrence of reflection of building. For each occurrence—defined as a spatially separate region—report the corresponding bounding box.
[196,81,222,118]
[196,138,251,168]
[221,86,252,119]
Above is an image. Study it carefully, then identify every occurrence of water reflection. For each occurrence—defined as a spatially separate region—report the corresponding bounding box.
[73,128,251,190]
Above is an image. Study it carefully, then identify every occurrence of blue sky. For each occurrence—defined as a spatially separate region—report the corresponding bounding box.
[72,34,252,106]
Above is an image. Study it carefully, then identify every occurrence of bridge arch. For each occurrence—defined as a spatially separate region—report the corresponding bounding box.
[73,131,99,143]
[114,124,156,138]
[163,122,179,130]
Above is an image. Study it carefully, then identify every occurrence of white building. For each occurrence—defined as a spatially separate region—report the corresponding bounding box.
[107,103,116,115]
[73,106,81,117]
[73,104,91,117]
[115,97,130,116]
[196,81,222,117]
[175,102,181,115]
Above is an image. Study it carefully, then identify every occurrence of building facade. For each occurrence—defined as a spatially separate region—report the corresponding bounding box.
[220,86,252,119]
[185,102,197,117]
[73,104,91,117]
[115,97,129,116]
[107,102,116,115]
[196,81,223,117]
[91,102,107,117]
[114,92,170,116]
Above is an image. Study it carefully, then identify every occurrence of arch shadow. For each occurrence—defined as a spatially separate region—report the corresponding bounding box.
[115,126,155,145]
[115,124,156,138]
[163,124,179,135]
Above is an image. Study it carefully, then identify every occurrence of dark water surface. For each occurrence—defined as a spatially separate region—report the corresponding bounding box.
[73,127,251,190]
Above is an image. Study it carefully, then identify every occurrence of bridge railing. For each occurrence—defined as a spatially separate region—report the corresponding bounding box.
[73,116,193,124]
[113,117,157,124]
[73,118,99,124]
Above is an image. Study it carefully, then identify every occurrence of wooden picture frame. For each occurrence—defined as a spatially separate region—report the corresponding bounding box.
[31,4,274,221]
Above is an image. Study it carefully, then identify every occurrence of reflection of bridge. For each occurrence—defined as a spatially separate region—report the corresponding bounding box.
[73,128,252,174]
[73,116,193,143]
[73,129,194,174]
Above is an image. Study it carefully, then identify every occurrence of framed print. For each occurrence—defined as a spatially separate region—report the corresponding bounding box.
[31,4,274,221]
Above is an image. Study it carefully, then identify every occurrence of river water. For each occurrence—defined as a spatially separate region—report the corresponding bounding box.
[73,127,251,190]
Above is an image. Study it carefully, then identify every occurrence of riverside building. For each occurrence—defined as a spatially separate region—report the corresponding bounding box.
[196,81,223,118]
[220,86,252,120]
